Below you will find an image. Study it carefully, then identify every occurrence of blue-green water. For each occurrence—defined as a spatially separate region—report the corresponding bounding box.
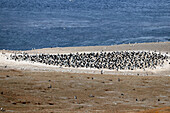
[0,0,170,50]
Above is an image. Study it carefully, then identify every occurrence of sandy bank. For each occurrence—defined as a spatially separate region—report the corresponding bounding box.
[0,42,170,76]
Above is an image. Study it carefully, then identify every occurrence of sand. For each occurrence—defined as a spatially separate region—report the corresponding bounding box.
[0,42,170,112]
[0,42,170,76]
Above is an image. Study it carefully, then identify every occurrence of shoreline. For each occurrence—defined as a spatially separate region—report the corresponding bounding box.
[0,42,170,76]
[1,41,170,53]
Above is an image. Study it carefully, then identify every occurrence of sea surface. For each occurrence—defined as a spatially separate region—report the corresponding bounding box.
[0,0,170,50]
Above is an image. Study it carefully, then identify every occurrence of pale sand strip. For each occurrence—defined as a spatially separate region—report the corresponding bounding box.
[0,42,170,76]
[25,42,170,54]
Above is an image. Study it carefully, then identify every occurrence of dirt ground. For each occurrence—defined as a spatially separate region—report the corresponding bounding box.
[0,42,170,112]
[0,69,170,113]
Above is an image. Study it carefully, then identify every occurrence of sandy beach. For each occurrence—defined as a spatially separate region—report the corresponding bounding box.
[0,42,170,113]
[1,42,170,76]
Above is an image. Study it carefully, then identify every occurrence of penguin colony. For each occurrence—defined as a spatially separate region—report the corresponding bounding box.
[10,51,168,71]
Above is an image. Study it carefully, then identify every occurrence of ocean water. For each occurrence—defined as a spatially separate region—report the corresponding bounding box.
[0,0,170,50]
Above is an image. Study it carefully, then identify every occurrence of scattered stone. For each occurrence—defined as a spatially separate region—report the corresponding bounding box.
[48,84,52,88]
[141,98,146,101]
[0,108,5,112]
[49,103,54,105]
[108,79,112,81]
[105,89,109,91]
[35,102,41,105]
[22,102,27,104]
[12,102,17,105]
[89,94,95,98]
[77,106,84,109]
[74,96,77,99]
